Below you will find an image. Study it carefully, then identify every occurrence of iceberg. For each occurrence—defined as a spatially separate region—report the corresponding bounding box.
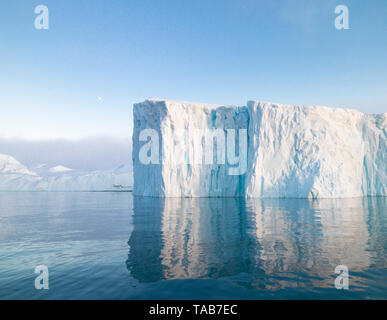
[0,154,133,191]
[48,165,72,173]
[0,154,37,176]
[132,99,386,198]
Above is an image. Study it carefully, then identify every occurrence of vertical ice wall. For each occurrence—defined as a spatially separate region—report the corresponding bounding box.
[361,114,387,196]
[133,99,249,197]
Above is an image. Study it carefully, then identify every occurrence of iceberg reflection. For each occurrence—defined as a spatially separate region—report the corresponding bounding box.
[127,196,386,290]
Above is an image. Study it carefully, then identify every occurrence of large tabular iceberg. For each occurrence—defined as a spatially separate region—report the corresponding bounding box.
[133,99,386,198]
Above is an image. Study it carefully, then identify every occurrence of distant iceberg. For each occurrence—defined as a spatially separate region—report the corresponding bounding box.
[132,99,386,198]
[0,154,133,191]
[48,165,72,173]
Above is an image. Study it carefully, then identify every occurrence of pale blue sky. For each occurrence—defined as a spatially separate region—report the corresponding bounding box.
[1,0,386,139]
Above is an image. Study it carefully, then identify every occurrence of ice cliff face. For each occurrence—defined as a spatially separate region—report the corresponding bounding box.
[133,99,248,197]
[133,99,386,198]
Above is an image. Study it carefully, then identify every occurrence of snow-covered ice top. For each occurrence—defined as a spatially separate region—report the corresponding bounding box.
[132,99,386,198]
[49,165,72,173]
[0,154,37,176]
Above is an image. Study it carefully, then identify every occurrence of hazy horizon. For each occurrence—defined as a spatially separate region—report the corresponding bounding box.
[0,136,132,171]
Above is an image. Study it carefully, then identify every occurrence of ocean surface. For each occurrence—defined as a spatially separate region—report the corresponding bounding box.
[0,192,385,300]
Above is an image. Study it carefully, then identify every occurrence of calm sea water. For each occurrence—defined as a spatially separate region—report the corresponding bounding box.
[0,192,385,299]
